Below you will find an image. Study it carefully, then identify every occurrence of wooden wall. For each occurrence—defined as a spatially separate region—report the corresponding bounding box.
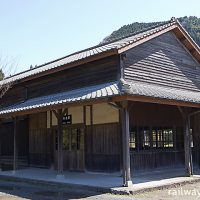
[192,113,200,167]
[0,86,26,108]
[0,55,119,108]
[85,122,121,172]
[84,103,120,172]
[0,118,29,157]
[131,151,185,171]
[123,32,200,92]
[29,112,52,167]
[129,102,183,127]
[129,102,185,171]
[0,121,14,156]
[0,118,29,170]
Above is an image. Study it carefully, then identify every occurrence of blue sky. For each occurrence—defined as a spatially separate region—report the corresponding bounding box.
[0,0,200,74]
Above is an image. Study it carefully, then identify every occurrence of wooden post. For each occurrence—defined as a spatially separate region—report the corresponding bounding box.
[188,116,194,175]
[120,109,126,186]
[0,137,1,171]
[121,101,132,187]
[13,116,18,173]
[178,107,193,177]
[57,109,63,175]
[53,109,67,177]
[184,115,192,176]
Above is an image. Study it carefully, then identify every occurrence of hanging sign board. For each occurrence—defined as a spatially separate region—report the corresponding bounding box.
[62,114,72,125]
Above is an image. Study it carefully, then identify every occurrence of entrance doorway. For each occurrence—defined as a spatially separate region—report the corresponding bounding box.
[62,125,85,171]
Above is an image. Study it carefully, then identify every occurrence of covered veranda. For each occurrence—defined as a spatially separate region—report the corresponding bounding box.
[0,81,200,187]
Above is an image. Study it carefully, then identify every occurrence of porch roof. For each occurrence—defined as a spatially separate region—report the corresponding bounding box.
[126,82,200,104]
[1,80,200,116]
[0,82,120,115]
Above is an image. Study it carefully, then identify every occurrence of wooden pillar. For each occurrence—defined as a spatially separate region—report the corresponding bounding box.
[57,109,63,175]
[13,116,18,172]
[121,102,132,187]
[184,115,193,176]
[178,107,193,177]
[53,108,67,177]
[120,109,126,185]
[0,120,2,171]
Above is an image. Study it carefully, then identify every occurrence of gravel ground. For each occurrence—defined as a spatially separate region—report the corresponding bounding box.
[0,179,200,200]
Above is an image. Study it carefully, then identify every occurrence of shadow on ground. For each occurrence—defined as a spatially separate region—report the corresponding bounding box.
[0,179,104,200]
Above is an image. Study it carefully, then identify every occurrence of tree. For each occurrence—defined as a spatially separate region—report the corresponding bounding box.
[0,69,4,81]
[0,56,17,98]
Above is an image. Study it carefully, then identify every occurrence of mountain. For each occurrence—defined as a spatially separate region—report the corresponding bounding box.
[101,16,200,47]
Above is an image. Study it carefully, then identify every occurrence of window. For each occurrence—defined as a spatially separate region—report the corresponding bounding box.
[152,128,174,149]
[163,129,173,148]
[190,128,194,148]
[152,129,157,148]
[157,129,163,148]
[141,128,150,150]
[62,127,84,151]
[130,128,136,150]
[129,126,174,150]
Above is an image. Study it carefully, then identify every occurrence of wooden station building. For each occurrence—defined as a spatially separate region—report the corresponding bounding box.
[0,18,200,186]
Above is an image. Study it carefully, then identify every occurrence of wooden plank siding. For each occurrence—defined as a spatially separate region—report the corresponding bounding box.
[29,128,52,167]
[123,32,200,92]
[0,118,29,157]
[29,112,51,167]
[131,150,185,171]
[192,114,200,167]
[129,102,186,171]
[0,118,29,170]
[85,123,121,172]
[0,55,119,108]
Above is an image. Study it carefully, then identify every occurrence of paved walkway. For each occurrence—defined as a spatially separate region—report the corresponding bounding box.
[0,167,200,194]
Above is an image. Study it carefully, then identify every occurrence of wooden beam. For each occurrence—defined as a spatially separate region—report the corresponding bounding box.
[13,116,18,172]
[0,120,2,171]
[178,107,193,176]
[119,108,126,185]
[0,98,109,119]
[172,26,200,63]
[120,101,132,187]
[2,92,200,120]
[62,108,68,116]
[112,95,200,109]
[49,110,54,168]
[55,109,64,175]
[83,106,86,170]
[184,115,192,176]
[118,25,177,54]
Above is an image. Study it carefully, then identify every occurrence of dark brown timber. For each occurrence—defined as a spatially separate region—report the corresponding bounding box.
[178,107,193,176]
[121,101,132,187]
[13,117,18,172]
[53,109,64,175]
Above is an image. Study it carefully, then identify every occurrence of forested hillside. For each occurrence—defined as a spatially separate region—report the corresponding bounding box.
[102,16,200,46]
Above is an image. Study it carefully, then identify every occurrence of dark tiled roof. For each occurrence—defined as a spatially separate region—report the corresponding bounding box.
[1,80,200,116]
[125,82,200,103]
[0,82,119,115]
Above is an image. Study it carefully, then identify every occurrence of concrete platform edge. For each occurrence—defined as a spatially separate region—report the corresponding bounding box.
[0,174,200,195]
